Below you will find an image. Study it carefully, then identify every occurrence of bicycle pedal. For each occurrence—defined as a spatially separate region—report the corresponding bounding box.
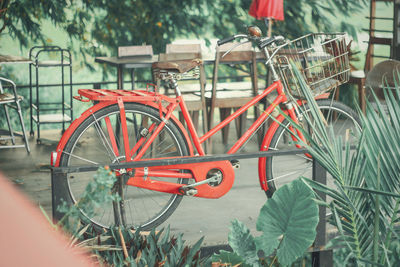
[230,159,240,169]
[179,186,198,196]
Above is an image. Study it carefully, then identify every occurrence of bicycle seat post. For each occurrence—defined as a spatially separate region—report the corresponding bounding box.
[168,75,182,97]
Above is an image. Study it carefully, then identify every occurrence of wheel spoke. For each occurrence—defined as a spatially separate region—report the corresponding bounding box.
[92,114,118,161]
[61,150,99,165]
[270,166,312,182]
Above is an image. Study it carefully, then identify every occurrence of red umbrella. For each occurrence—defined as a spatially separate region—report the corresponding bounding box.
[249,0,284,36]
[249,0,284,20]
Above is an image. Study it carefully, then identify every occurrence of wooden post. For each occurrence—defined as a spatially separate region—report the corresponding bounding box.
[51,169,69,222]
[365,0,377,72]
[311,159,333,267]
[393,0,400,60]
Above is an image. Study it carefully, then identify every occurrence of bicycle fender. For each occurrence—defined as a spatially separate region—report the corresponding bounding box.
[257,95,330,191]
[128,160,235,199]
[257,113,285,191]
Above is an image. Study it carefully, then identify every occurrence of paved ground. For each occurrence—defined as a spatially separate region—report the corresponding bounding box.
[0,129,269,246]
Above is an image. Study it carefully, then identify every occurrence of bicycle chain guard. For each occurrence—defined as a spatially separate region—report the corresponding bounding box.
[127,160,235,199]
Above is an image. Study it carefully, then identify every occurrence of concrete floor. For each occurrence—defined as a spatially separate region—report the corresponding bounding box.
[0,129,270,246]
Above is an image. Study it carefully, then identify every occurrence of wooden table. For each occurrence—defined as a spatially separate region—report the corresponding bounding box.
[95,55,159,89]
[95,52,266,90]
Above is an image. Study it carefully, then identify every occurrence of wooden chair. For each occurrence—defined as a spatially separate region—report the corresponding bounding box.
[117,45,153,89]
[207,42,261,146]
[365,59,400,101]
[156,44,209,140]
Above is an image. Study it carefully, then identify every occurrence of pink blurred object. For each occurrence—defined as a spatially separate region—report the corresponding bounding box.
[249,0,284,21]
[0,173,97,267]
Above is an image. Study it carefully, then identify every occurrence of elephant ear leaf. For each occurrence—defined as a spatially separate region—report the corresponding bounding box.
[255,179,319,266]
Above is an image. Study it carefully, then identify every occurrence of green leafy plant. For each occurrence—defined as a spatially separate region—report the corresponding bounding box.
[47,166,205,266]
[85,226,204,266]
[289,63,400,266]
[56,166,119,230]
[212,179,319,266]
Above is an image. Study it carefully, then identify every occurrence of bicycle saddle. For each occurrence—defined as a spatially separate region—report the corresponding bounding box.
[152,58,202,73]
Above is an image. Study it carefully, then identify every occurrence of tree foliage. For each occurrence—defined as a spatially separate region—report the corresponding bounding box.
[1,0,367,61]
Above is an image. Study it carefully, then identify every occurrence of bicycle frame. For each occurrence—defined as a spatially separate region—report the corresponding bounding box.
[53,70,323,199]
[119,80,307,198]
[54,29,331,198]
[186,80,292,155]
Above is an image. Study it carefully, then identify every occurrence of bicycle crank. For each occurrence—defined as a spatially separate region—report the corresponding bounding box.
[179,171,223,196]
[177,160,235,198]
[128,160,235,199]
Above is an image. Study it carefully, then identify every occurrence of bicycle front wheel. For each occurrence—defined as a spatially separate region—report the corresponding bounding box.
[59,102,189,230]
[265,99,361,198]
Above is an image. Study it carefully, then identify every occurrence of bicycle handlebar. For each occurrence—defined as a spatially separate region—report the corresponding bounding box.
[217,36,236,46]
[258,36,285,49]
[216,27,285,50]
[217,34,249,46]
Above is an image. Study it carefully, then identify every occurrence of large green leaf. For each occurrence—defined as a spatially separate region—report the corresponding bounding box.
[255,179,319,266]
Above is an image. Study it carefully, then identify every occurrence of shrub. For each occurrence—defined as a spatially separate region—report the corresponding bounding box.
[51,167,205,266]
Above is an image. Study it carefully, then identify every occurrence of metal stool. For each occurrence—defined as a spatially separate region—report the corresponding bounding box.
[0,77,30,153]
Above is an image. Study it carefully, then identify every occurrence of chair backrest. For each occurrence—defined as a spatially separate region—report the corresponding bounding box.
[365,59,400,100]
[0,77,18,103]
[159,43,202,61]
[217,42,253,62]
[211,42,258,96]
[166,43,201,54]
[117,45,153,58]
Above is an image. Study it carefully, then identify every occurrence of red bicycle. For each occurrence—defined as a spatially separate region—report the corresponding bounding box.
[52,27,360,230]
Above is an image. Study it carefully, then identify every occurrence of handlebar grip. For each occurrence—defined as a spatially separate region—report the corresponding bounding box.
[259,37,276,49]
[259,36,285,49]
[217,36,235,46]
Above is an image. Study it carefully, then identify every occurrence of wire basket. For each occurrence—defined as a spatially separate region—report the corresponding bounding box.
[274,33,350,99]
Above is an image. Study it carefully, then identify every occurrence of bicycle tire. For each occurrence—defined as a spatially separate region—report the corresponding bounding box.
[59,102,189,230]
[265,99,361,198]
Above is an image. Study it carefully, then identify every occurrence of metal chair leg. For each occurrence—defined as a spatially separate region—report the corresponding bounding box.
[3,104,16,145]
[0,77,31,153]
[16,101,30,153]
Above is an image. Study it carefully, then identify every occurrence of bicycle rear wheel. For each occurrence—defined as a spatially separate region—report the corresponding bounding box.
[265,99,361,198]
[59,102,189,230]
